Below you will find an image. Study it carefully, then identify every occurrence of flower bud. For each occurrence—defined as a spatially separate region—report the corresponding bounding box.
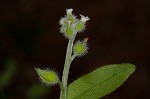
[65,25,74,38]
[66,8,76,24]
[75,21,85,32]
[59,8,77,39]
[35,68,59,86]
[75,15,90,32]
[73,40,88,57]
[80,15,90,22]
[67,8,73,15]
[60,24,74,38]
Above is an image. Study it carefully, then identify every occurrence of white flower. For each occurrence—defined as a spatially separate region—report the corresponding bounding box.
[66,8,73,14]
[80,14,90,22]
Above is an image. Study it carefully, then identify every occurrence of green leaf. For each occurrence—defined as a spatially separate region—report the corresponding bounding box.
[68,63,135,99]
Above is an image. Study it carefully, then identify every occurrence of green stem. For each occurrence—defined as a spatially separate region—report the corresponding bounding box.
[58,80,63,92]
[60,34,76,99]
[71,53,77,62]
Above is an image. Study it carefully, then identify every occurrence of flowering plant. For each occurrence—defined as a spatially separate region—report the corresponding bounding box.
[35,8,135,99]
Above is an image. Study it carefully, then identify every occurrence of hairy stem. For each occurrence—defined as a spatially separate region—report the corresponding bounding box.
[71,53,77,62]
[60,34,76,99]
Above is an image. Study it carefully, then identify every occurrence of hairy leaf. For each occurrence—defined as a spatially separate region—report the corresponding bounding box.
[68,63,135,99]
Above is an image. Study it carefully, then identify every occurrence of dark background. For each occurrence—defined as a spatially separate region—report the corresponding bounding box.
[0,0,150,99]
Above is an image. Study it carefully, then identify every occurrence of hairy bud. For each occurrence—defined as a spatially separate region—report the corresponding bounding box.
[73,39,88,57]
[75,15,90,32]
[35,68,59,86]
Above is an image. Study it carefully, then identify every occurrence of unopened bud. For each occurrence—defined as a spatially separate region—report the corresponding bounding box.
[73,40,88,57]
[35,68,59,86]
[66,8,76,24]
[65,25,74,38]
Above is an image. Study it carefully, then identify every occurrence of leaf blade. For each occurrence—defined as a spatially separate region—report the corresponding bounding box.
[68,63,135,99]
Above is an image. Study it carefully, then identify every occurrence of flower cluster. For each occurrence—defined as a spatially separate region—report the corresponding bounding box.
[60,8,89,57]
[60,8,89,39]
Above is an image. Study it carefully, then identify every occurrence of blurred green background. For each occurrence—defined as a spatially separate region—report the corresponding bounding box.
[0,0,150,99]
